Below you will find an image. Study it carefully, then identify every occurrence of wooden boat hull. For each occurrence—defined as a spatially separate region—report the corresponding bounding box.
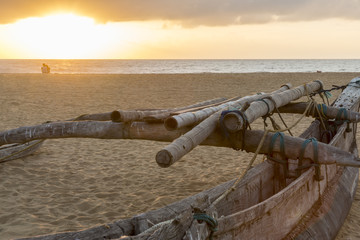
[293,165,358,239]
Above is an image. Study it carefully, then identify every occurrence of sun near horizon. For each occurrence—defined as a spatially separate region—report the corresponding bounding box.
[1,9,360,59]
[0,13,139,59]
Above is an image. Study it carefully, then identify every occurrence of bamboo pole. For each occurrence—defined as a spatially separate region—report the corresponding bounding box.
[0,121,125,145]
[155,84,293,168]
[0,121,358,168]
[278,102,360,122]
[241,130,360,167]
[164,83,292,131]
[222,81,322,133]
[170,95,243,115]
[0,121,222,147]
[110,97,228,122]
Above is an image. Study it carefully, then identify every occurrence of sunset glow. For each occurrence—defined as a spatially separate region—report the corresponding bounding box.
[0,1,360,59]
[2,14,119,59]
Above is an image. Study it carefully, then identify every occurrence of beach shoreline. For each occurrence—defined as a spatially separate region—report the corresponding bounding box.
[0,72,359,239]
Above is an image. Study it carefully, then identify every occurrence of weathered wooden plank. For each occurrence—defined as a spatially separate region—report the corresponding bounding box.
[286,146,359,239]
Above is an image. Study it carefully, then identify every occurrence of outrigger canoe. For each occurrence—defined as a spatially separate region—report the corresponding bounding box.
[2,77,360,239]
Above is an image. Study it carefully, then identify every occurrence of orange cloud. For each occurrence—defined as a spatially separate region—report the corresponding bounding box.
[1,0,360,26]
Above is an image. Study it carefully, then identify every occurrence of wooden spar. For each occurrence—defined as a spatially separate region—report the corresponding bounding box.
[0,140,45,163]
[164,83,292,131]
[0,121,129,146]
[0,120,359,168]
[69,112,113,121]
[0,121,189,146]
[170,96,243,115]
[156,128,360,168]
[48,98,235,123]
[155,83,304,168]
[110,97,228,122]
[53,98,226,122]
[242,130,360,167]
[278,102,360,122]
[222,80,323,133]
[0,98,226,161]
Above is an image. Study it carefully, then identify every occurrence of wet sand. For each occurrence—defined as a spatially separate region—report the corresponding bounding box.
[0,72,359,239]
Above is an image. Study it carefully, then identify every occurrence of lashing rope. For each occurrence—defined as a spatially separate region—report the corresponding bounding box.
[297,137,322,181]
[268,132,289,177]
[268,132,286,161]
[219,109,251,150]
[193,213,218,240]
[317,104,328,120]
[256,98,280,130]
[335,108,352,133]
[263,96,293,136]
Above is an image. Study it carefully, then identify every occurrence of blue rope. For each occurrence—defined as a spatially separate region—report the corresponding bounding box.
[219,110,243,138]
[269,132,286,159]
[193,213,218,239]
[324,91,332,98]
[267,132,289,175]
[334,108,350,131]
[298,137,321,181]
[299,138,318,163]
[256,99,270,115]
[219,110,250,150]
[336,108,348,121]
[317,104,328,119]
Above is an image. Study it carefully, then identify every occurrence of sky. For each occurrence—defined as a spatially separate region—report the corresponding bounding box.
[1,0,360,59]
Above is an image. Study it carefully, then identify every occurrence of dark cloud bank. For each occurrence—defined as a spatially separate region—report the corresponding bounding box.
[1,0,359,26]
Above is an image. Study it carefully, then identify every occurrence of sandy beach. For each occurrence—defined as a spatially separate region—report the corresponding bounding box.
[1,72,360,239]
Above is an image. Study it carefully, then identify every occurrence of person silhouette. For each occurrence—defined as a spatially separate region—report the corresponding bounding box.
[41,63,50,73]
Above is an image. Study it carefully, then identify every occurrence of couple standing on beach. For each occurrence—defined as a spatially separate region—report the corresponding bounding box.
[41,63,50,73]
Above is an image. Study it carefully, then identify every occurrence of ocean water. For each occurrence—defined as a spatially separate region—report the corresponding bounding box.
[0,59,360,74]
